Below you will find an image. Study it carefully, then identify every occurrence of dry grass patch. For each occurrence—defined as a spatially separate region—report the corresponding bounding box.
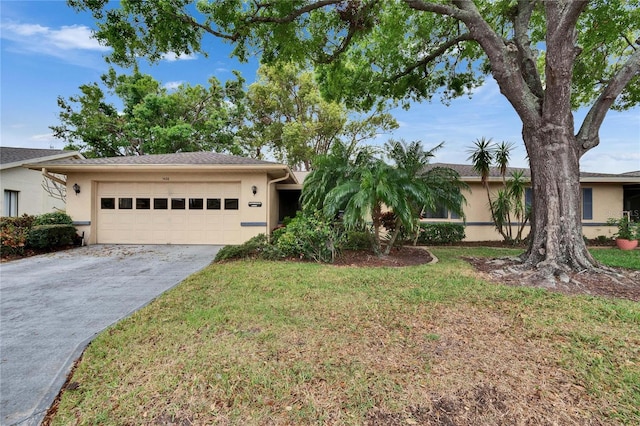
[47,250,639,425]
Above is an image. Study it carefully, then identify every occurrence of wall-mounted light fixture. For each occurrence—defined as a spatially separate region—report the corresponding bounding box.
[251,185,257,196]
[73,183,81,195]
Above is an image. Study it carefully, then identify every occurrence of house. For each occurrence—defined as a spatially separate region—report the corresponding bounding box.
[24,151,639,244]
[420,163,640,241]
[24,152,297,245]
[1,147,83,217]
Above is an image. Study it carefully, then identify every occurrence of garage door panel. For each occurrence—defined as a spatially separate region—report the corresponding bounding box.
[98,182,241,244]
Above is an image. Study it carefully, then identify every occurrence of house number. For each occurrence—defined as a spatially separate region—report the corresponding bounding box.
[162,177,170,181]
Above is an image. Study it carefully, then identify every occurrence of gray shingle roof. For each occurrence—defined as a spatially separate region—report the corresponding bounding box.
[0,147,75,165]
[429,163,634,179]
[34,151,280,166]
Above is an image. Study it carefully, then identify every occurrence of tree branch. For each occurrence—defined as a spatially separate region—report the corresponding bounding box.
[247,0,342,24]
[404,0,468,19]
[577,47,640,153]
[387,33,474,82]
[514,0,544,99]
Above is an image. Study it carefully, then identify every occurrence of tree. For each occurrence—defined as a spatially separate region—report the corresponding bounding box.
[51,69,247,157]
[69,0,640,275]
[302,140,466,255]
[468,139,530,243]
[241,63,397,170]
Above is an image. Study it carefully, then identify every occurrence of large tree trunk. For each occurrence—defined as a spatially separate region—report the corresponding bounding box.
[522,123,597,273]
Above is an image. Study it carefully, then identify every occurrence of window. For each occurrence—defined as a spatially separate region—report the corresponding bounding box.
[525,188,533,209]
[4,190,18,216]
[582,188,593,220]
[207,198,221,210]
[119,198,133,209]
[189,198,204,210]
[171,198,186,210]
[154,198,168,210]
[224,198,239,210]
[101,198,115,209]
[422,204,448,219]
[136,198,151,209]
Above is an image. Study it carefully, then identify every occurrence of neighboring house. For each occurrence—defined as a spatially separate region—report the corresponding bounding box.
[25,152,298,245]
[23,151,640,244]
[1,147,83,217]
[421,163,640,241]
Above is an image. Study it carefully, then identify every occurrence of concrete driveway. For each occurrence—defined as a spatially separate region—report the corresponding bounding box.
[0,244,220,426]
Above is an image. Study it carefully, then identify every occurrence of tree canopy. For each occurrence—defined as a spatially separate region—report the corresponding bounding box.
[241,63,398,170]
[51,69,246,157]
[69,0,640,274]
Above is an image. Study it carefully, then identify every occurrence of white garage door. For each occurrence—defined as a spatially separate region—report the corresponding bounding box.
[97,182,241,244]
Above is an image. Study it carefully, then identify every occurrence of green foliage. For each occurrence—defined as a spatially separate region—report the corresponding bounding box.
[468,139,530,242]
[241,63,397,170]
[416,223,466,245]
[303,140,466,255]
[33,212,73,226]
[51,69,247,157]
[214,234,279,262]
[343,230,371,250]
[274,212,343,263]
[26,225,78,249]
[0,215,36,255]
[607,216,640,241]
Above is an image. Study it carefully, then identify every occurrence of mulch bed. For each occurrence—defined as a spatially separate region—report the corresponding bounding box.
[334,246,434,267]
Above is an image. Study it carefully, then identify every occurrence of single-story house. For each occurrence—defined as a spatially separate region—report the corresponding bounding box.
[421,163,640,241]
[25,152,298,245]
[1,147,83,217]
[24,152,639,244]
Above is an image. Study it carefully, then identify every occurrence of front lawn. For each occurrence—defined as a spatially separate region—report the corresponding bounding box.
[48,248,639,425]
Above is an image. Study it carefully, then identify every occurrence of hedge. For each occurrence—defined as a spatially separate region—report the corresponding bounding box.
[416,222,465,245]
[26,225,78,249]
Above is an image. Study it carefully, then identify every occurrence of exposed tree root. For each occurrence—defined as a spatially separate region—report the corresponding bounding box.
[465,256,640,301]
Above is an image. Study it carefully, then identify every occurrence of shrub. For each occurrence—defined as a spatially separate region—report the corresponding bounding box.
[1,215,37,256]
[343,230,371,250]
[416,223,465,245]
[26,224,78,249]
[275,211,343,263]
[33,212,73,226]
[214,234,285,262]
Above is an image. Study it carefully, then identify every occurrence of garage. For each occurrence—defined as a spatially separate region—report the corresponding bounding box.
[97,181,241,244]
[25,151,299,246]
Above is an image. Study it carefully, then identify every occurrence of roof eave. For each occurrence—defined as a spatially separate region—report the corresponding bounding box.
[23,162,299,184]
[1,152,83,171]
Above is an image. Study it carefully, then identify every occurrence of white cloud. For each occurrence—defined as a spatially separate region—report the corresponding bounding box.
[164,81,184,91]
[1,21,110,53]
[162,52,197,62]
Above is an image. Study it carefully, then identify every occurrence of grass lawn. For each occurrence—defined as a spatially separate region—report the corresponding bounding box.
[49,247,639,425]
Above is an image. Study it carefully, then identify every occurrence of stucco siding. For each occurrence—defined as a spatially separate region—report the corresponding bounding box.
[1,168,66,216]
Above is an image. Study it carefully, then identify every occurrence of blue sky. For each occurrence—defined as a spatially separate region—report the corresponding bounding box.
[1,0,639,174]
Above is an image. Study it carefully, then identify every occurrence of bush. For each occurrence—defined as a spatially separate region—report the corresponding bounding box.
[416,223,465,245]
[275,211,343,263]
[1,215,37,256]
[26,224,78,249]
[214,234,285,262]
[343,230,371,250]
[33,212,73,226]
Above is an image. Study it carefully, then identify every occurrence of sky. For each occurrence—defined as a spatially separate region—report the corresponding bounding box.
[1,0,639,174]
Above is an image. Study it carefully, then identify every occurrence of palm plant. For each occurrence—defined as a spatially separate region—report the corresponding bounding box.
[302,139,467,256]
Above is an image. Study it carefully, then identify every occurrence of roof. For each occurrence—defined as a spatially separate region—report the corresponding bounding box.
[24,151,298,183]
[1,147,83,170]
[429,163,640,183]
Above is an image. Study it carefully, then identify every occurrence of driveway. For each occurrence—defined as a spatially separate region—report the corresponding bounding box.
[0,244,220,426]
